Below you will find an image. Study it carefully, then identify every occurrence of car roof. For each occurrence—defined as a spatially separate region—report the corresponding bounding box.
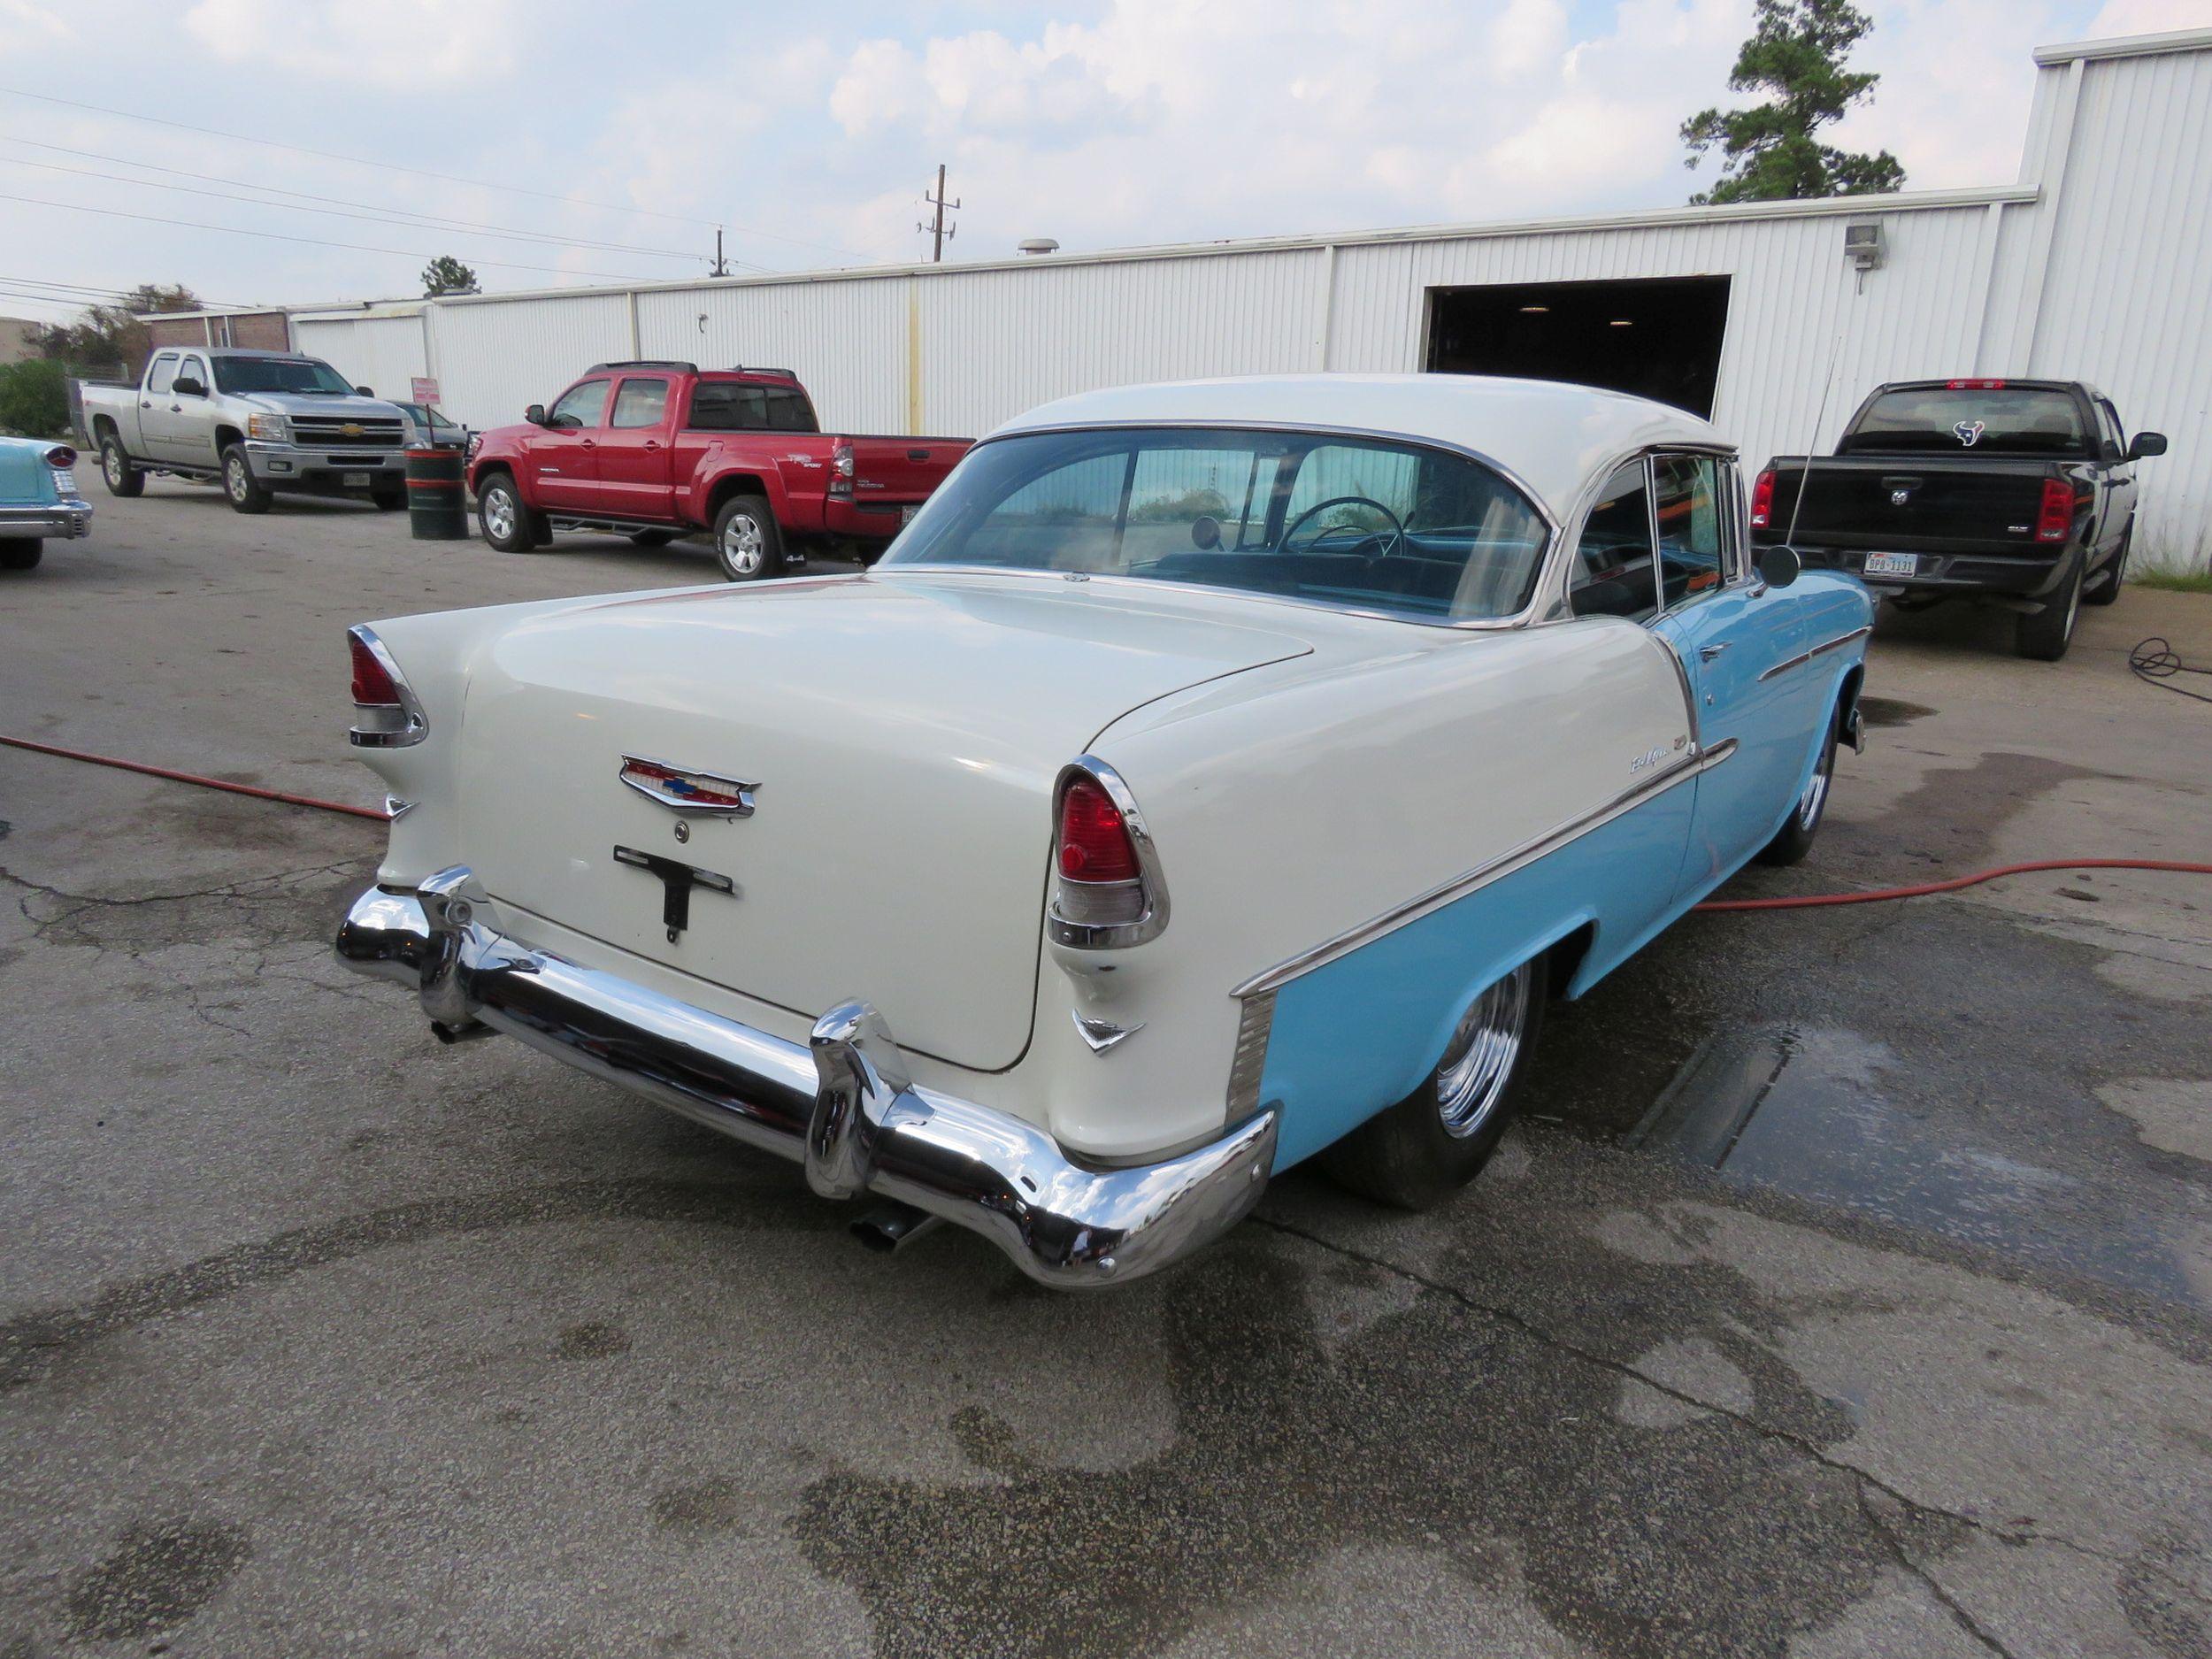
[989,373,1731,519]
[201,349,316,360]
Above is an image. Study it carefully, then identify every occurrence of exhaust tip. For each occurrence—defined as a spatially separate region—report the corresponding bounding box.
[850,1202,943,1255]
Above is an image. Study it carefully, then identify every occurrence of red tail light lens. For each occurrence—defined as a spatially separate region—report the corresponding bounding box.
[349,630,403,706]
[1947,378,2007,390]
[1057,777,1139,883]
[2035,479,2076,542]
[43,445,76,468]
[1749,468,1776,529]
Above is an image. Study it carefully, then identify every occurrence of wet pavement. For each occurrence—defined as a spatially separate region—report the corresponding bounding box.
[3,483,2211,1656]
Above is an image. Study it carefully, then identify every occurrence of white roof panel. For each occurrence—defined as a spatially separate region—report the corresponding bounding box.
[989,373,1729,519]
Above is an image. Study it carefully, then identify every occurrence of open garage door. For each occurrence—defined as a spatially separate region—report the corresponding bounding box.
[1425,276,1732,419]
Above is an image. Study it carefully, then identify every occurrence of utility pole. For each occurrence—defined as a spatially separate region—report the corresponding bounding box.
[709,228,731,278]
[918,164,958,262]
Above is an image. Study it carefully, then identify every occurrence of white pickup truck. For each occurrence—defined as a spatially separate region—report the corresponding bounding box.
[81,347,413,513]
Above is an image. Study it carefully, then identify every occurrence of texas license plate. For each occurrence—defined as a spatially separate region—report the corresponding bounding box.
[343,472,372,488]
[1863,552,1918,577]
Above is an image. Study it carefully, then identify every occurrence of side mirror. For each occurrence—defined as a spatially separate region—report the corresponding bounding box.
[356,385,374,397]
[525,403,548,426]
[2127,431,2168,460]
[1189,513,1223,551]
[172,375,205,397]
[1756,544,1801,588]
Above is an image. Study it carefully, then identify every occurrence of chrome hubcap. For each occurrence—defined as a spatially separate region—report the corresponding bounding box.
[227,456,247,496]
[104,446,122,485]
[721,515,764,575]
[1799,739,1834,829]
[483,490,516,540]
[1436,960,1534,1138]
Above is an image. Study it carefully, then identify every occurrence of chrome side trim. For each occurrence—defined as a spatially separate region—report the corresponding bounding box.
[1224,990,1276,1118]
[1757,625,1873,683]
[1048,754,1171,949]
[335,876,1274,1287]
[1231,749,1707,1000]
[346,624,429,749]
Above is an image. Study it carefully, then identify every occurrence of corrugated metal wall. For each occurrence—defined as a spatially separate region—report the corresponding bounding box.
[292,312,432,404]
[293,34,2209,572]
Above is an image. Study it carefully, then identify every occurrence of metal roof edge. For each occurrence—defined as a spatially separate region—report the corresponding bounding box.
[2034,27,2212,66]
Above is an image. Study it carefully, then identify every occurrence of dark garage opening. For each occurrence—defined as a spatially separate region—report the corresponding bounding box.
[1425,275,1733,419]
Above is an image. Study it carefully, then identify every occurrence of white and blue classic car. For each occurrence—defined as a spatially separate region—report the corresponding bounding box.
[335,376,1870,1286]
[0,436,91,571]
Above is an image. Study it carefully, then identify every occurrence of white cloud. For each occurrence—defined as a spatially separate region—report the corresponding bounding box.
[180,0,523,88]
[2085,0,2212,33]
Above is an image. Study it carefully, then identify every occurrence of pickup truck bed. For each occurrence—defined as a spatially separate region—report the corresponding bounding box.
[1752,379,2166,661]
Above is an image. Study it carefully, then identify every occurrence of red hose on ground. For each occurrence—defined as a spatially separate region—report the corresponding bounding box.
[0,733,391,822]
[5,733,2210,911]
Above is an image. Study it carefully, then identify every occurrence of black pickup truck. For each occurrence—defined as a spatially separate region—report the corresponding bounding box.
[1751,380,2167,660]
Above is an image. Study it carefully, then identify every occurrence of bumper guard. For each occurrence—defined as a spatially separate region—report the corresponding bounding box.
[335,869,1276,1286]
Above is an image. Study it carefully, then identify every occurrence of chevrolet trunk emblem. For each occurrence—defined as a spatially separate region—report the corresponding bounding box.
[618,755,758,816]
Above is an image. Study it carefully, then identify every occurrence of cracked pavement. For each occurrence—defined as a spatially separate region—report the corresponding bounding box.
[3,482,2211,1656]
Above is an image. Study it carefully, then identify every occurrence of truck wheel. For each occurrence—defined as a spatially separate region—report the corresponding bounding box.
[476,473,539,552]
[0,539,42,571]
[628,529,678,548]
[1320,956,1545,1210]
[221,445,272,514]
[713,495,783,581]
[372,481,407,511]
[2083,527,2130,607]
[2016,557,2083,662]
[1755,697,1840,866]
[99,434,143,498]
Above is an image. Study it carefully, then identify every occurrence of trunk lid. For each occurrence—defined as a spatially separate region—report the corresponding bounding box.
[457,573,1310,1070]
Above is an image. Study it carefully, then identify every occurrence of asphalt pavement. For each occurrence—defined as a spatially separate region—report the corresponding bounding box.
[3,479,2210,1658]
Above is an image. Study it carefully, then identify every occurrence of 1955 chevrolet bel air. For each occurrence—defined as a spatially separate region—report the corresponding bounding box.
[335,374,1870,1287]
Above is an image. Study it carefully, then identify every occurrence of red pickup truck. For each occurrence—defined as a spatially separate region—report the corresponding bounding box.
[465,362,970,580]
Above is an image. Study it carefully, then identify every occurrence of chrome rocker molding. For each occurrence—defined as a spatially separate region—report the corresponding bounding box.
[334,869,1276,1287]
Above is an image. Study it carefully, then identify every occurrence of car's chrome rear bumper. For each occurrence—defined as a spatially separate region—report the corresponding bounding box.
[0,502,91,539]
[334,870,1275,1287]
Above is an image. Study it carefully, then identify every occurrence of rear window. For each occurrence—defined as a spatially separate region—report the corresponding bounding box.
[687,381,818,433]
[1840,387,2089,456]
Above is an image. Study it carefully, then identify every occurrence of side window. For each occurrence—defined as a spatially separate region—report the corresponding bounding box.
[1652,454,1726,609]
[1569,461,1657,622]
[146,353,179,395]
[1124,443,1271,559]
[177,354,208,392]
[548,379,611,430]
[2094,399,2125,459]
[611,378,669,429]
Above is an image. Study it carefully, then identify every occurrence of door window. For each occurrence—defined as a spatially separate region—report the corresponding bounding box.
[2093,399,2125,459]
[548,379,611,430]
[146,354,179,395]
[1652,454,1726,611]
[611,378,670,429]
[1569,461,1657,622]
[175,354,208,393]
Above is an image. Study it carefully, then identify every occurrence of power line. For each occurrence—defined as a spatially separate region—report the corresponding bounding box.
[0,191,649,282]
[0,151,749,270]
[0,136,763,268]
[0,84,872,262]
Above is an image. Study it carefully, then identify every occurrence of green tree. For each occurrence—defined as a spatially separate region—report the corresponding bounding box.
[1681,0,1905,204]
[35,282,202,376]
[421,255,480,297]
[0,357,71,437]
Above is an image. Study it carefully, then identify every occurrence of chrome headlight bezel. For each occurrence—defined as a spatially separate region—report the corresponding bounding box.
[247,411,290,442]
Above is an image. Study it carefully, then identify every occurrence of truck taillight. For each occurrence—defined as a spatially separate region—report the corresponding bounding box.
[2035,479,2078,542]
[1947,379,2007,390]
[830,439,855,499]
[347,625,426,748]
[1749,468,1776,529]
[1048,761,1170,948]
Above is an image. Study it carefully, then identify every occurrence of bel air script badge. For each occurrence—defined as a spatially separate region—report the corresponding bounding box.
[618,755,759,817]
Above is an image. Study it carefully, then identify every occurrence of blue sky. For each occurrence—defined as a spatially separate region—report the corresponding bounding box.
[0,0,2203,321]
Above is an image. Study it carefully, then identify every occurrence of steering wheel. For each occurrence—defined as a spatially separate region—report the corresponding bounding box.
[1280,495,1407,563]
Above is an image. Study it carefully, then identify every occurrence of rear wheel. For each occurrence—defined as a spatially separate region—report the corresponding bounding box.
[1320,956,1546,1210]
[1756,699,1840,866]
[2016,557,2083,661]
[100,434,143,498]
[477,473,538,552]
[2083,527,2130,607]
[221,445,272,514]
[0,538,42,571]
[628,528,678,548]
[713,495,783,581]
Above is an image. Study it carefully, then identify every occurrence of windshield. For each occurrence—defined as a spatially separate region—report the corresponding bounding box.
[882,426,1552,624]
[213,357,356,396]
[1840,386,2089,456]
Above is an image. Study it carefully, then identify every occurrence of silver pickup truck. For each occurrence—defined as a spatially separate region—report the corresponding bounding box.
[81,348,413,513]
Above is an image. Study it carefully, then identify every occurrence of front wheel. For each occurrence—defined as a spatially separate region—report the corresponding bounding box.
[2016,557,2083,661]
[221,445,272,514]
[99,434,144,498]
[477,474,539,552]
[713,495,783,581]
[1320,957,1546,1210]
[1755,701,1840,866]
[0,538,42,571]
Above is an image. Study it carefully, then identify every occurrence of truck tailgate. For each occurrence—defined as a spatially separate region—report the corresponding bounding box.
[1764,457,2057,553]
[843,434,971,503]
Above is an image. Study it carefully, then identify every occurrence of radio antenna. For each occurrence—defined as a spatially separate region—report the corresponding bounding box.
[1782,271,1863,554]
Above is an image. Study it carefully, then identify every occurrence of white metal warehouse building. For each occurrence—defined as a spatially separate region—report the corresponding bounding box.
[281,27,2212,572]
